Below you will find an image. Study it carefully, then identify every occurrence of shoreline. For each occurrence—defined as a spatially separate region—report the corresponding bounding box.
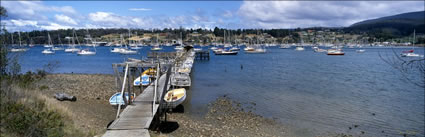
[32,74,290,136]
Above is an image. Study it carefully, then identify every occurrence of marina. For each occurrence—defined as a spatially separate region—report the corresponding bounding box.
[1,1,424,137]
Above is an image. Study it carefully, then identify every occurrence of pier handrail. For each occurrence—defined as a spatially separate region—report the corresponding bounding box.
[116,63,129,119]
[153,63,159,116]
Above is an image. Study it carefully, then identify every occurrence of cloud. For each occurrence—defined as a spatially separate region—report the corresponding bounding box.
[10,19,38,27]
[238,1,425,28]
[129,8,152,11]
[1,1,77,20]
[40,23,72,30]
[55,14,78,25]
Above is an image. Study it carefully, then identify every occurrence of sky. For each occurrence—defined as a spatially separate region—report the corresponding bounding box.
[1,1,424,32]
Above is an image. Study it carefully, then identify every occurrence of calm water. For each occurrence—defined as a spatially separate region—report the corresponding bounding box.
[14,45,425,137]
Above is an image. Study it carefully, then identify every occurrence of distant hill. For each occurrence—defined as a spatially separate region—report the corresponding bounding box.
[347,11,425,36]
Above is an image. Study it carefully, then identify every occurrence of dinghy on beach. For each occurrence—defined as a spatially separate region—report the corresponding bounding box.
[163,88,186,108]
[109,92,135,106]
[133,68,156,86]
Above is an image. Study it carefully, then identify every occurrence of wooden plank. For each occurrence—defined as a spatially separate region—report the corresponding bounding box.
[106,73,168,131]
[102,129,150,137]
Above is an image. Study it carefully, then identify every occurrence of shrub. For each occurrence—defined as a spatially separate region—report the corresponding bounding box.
[0,98,65,137]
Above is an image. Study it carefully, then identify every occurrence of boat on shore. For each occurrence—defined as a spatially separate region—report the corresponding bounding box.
[109,92,135,106]
[163,88,186,108]
[133,68,156,86]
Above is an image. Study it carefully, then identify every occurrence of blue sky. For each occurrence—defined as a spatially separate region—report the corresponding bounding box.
[1,1,424,32]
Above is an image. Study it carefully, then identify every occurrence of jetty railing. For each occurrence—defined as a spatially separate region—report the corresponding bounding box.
[116,63,129,118]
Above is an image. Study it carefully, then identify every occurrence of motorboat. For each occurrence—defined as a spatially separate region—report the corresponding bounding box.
[327,49,345,55]
[163,88,186,108]
[214,49,238,55]
[401,52,423,57]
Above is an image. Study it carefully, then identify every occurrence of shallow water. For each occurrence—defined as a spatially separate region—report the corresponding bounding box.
[14,45,425,137]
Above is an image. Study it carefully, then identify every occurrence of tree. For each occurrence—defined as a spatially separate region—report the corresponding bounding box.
[1,6,8,76]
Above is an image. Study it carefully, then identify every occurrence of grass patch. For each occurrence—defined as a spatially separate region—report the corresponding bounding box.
[0,95,65,137]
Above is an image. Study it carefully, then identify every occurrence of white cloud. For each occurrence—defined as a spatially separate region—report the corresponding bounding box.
[40,23,72,30]
[1,1,77,20]
[55,14,77,25]
[10,19,38,27]
[238,1,425,28]
[129,8,152,11]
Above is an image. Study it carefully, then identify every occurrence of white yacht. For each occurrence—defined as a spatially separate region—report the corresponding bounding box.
[10,31,28,52]
[295,46,305,51]
[42,49,54,54]
[77,49,96,55]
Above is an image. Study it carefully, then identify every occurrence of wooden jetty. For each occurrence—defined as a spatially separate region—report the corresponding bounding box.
[103,50,194,137]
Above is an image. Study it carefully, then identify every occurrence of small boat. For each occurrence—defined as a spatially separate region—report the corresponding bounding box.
[52,47,64,51]
[133,74,151,86]
[133,68,157,86]
[244,47,255,51]
[245,48,266,54]
[295,46,305,51]
[163,88,186,108]
[64,48,80,53]
[171,73,191,87]
[229,47,240,51]
[151,46,162,51]
[119,48,137,54]
[327,49,345,55]
[210,46,218,50]
[109,92,135,106]
[111,47,124,53]
[44,45,53,48]
[401,52,423,57]
[356,49,365,53]
[314,48,327,52]
[10,48,28,52]
[77,49,96,55]
[214,49,238,55]
[130,46,142,50]
[279,45,291,49]
[42,49,55,54]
